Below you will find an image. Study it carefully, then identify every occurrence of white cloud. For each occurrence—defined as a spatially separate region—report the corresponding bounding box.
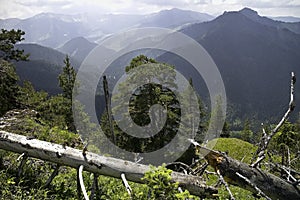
[15,0,72,7]
[0,0,299,19]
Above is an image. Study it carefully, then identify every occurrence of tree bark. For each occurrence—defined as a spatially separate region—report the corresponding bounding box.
[200,146,300,200]
[0,130,217,198]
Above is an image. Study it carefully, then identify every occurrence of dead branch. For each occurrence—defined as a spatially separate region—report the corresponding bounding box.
[190,139,300,200]
[0,130,217,198]
[77,166,81,199]
[90,173,99,199]
[165,162,196,175]
[194,162,209,176]
[216,169,235,200]
[78,165,89,200]
[17,152,26,161]
[121,173,132,196]
[251,72,296,167]
[16,152,28,183]
[265,162,299,183]
[287,147,292,181]
[43,164,60,188]
[235,172,271,200]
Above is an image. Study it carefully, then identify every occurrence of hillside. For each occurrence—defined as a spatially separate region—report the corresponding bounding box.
[5,8,300,122]
[157,9,300,121]
[139,8,213,28]
[271,16,300,23]
[207,138,257,163]
[14,43,80,95]
[239,8,300,34]
[57,37,97,64]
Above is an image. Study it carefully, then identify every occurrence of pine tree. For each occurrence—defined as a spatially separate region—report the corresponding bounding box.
[0,60,19,116]
[58,55,77,100]
[220,121,231,138]
[57,55,77,131]
[240,119,253,143]
[0,29,29,61]
[0,29,29,116]
[103,55,180,153]
[273,121,300,176]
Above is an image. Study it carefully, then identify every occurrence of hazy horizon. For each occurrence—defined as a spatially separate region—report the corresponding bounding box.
[1,0,300,20]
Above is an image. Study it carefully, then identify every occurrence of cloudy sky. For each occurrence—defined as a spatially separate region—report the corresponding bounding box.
[0,0,300,19]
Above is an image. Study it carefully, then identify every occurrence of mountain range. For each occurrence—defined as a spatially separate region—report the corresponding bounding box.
[14,43,80,95]
[57,37,97,64]
[0,8,214,49]
[271,16,300,23]
[3,7,300,123]
[177,8,300,121]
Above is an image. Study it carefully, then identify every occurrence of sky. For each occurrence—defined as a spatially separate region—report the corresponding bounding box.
[0,0,300,19]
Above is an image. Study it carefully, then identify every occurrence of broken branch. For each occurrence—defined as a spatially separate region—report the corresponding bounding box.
[190,139,300,200]
[251,72,296,167]
[121,173,132,196]
[78,165,89,200]
[0,130,217,198]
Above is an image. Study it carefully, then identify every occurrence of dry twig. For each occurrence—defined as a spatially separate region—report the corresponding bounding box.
[90,173,99,199]
[16,152,28,183]
[251,72,296,168]
[78,165,89,200]
[43,164,60,188]
[121,173,132,196]
[236,172,271,200]
[216,169,235,200]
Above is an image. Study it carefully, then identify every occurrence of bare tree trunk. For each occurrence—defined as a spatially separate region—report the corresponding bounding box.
[199,146,300,200]
[0,130,217,198]
[103,75,115,153]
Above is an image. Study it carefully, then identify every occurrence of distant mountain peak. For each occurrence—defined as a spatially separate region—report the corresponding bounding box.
[165,8,182,12]
[68,36,93,43]
[239,7,258,16]
[58,36,97,63]
[163,8,195,13]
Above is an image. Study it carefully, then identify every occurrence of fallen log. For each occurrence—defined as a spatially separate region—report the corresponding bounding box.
[0,130,217,198]
[195,142,300,200]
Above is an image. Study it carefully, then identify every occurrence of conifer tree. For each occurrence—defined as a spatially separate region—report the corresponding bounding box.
[0,29,29,116]
[103,55,180,153]
[0,29,29,61]
[57,55,77,131]
[58,55,77,100]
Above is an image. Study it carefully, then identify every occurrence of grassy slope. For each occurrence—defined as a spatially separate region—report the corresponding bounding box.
[208,137,257,164]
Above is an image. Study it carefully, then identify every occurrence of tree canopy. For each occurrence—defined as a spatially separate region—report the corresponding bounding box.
[0,29,29,62]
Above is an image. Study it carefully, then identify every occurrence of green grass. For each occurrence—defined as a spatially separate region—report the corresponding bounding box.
[207,137,257,164]
[204,138,267,200]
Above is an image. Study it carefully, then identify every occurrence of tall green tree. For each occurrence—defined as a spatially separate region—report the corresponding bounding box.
[221,121,231,138]
[0,29,29,116]
[102,55,180,153]
[273,121,300,173]
[58,55,77,100]
[0,60,19,115]
[240,119,253,143]
[57,55,77,131]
